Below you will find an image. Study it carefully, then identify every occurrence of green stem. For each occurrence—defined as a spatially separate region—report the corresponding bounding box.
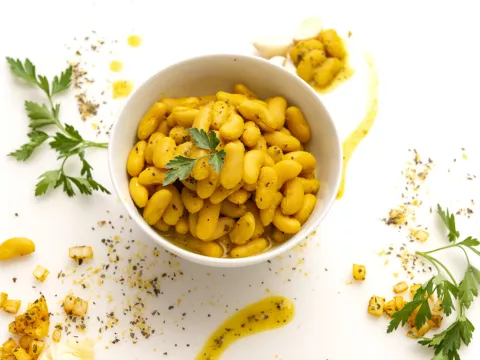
[83,141,109,149]
[422,244,459,255]
[459,246,471,265]
[417,252,458,287]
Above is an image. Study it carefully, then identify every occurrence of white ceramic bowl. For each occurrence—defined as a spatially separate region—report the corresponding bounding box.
[109,54,341,268]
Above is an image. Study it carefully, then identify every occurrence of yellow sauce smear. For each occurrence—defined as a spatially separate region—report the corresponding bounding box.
[112,80,133,99]
[109,60,123,72]
[314,59,355,94]
[337,53,379,199]
[196,296,295,360]
[127,35,142,47]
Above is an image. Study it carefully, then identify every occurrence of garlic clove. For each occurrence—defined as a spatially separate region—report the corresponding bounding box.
[253,36,293,59]
[294,17,323,42]
[268,56,287,67]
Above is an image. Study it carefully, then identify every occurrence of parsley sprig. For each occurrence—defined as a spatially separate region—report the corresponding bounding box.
[6,58,110,197]
[163,128,225,185]
[387,205,480,359]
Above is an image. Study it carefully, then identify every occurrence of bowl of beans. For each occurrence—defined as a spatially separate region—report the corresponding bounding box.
[109,54,341,267]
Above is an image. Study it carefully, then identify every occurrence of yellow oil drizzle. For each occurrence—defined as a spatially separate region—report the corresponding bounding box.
[112,80,133,99]
[337,53,379,199]
[127,35,142,47]
[196,296,295,360]
[109,60,123,72]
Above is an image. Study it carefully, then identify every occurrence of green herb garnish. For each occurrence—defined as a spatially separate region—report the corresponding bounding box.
[387,205,480,360]
[6,58,110,197]
[163,128,225,185]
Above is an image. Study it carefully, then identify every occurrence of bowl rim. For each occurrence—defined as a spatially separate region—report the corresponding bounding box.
[108,53,342,268]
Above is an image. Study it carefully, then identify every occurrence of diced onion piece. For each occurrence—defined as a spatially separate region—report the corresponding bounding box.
[63,294,76,315]
[72,297,89,317]
[367,296,385,316]
[0,292,8,307]
[3,338,18,352]
[12,346,32,360]
[352,264,366,281]
[393,281,408,294]
[32,266,49,282]
[52,328,62,343]
[29,340,45,358]
[69,246,93,260]
[3,299,21,314]
[383,300,396,317]
[18,335,32,351]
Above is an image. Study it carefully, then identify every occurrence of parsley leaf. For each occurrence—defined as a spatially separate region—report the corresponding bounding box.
[25,101,57,129]
[35,170,61,196]
[37,75,50,96]
[51,67,72,96]
[163,156,196,185]
[49,132,83,156]
[458,265,480,309]
[434,275,458,316]
[6,58,38,85]
[209,150,226,173]
[163,130,226,185]
[387,299,423,333]
[437,205,460,242]
[8,131,49,161]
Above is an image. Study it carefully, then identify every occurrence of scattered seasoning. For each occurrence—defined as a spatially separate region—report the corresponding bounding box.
[12,277,17,283]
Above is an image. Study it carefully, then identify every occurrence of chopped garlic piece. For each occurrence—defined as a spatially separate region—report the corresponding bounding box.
[33,265,50,282]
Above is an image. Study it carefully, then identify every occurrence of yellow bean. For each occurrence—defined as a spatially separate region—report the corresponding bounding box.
[166,113,177,128]
[191,147,212,181]
[281,177,305,215]
[156,119,171,136]
[271,228,286,243]
[169,126,190,145]
[298,177,320,194]
[289,38,324,65]
[283,151,316,173]
[213,130,226,151]
[175,214,189,235]
[196,200,221,240]
[192,105,213,132]
[233,84,258,99]
[207,217,236,241]
[255,167,278,210]
[197,171,220,199]
[263,153,275,167]
[137,102,167,140]
[267,96,287,130]
[129,177,149,208]
[181,187,204,213]
[237,100,277,132]
[260,192,283,226]
[318,29,346,59]
[220,112,244,141]
[175,141,193,157]
[243,182,257,192]
[144,132,165,164]
[241,121,261,147]
[187,238,224,258]
[251,135,267,152]
[243,150,265,184]
[153,137,176,169]
[198,94,217,105]
[227,189,251,205]
[229,212,256,245]
[138,166,167,186]
[245,200,265,239]
[0,238,35,260]
[159,185,184,225]
[161,97,199,114]
[210,183,243,204]
[189,212,198,238]
[153,218,170,232]
[285,106,311,143]
[264,131,301,152]
[267,146,284,163]
[182,177,198,191]
[216,91,247,107]
[296,49,327,82]
[230,238,269,258]
[273,160,302,190]
[279,127,292,135]
[143,189,172,225]
[251,99,268,107]
[272,209,301,234]
[220,201,247,218]
[220,141,245,189]
[294,194,317,225]
[169,107,200,128]
[211,101,230,130]
[314,57,342,87]
[127,140,147,177]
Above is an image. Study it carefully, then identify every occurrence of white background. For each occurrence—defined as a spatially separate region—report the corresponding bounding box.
[1,0,480,359]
